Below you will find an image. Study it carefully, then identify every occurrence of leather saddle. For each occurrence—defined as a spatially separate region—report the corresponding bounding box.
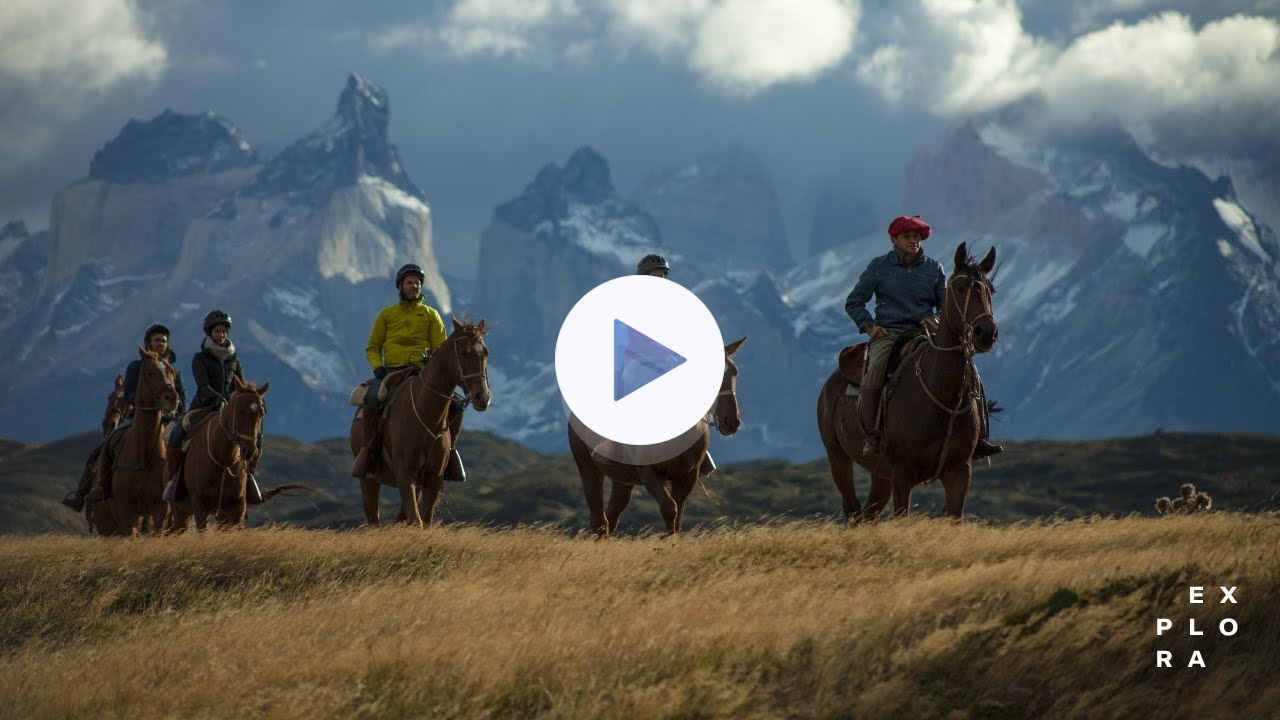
[837,317,940,386]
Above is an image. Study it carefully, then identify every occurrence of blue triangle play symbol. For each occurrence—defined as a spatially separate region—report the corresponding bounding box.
[614,319,686,401]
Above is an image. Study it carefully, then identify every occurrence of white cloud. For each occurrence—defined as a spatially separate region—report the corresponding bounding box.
[854,1,1280,161]
[0,0,167,166]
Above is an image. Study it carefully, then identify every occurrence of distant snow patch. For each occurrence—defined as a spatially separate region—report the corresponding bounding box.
[359,175,429,215]
[1123,225,1165,259]
[1213,198,1268,262]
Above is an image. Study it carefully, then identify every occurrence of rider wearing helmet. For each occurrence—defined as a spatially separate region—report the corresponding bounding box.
[162,310,259,503]
[63,323,187,508]
[352,263,466,481]
[591,254,718,476]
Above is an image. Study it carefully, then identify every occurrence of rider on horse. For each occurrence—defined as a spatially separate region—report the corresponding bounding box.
[844,216,1002,459]
[591,254,717,476]
[162,310,263,503]
[351,263,466,481]
[61,323,188,507]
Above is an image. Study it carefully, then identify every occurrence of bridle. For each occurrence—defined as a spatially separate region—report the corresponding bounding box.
[926,270,994,360]
[407,331,489,436]
[706,359,739,430]
[135,357,177,412]
[206,390,264,478]
[103,391,127,436]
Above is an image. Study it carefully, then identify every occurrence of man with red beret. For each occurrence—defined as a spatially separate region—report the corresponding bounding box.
[844,215,1002,458]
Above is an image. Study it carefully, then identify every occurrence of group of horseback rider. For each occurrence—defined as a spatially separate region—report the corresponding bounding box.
[62,310,248,511]
[61,213,999,514]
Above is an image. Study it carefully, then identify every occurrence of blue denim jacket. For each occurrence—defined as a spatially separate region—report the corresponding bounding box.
[844,250,946,332]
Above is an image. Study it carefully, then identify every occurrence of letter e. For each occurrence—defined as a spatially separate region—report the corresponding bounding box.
[1189,586,1203,603]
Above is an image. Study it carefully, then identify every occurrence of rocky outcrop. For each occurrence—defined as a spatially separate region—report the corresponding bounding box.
[89,110,257,183]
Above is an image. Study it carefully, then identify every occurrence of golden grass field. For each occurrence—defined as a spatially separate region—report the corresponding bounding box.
[1,514,1277,719]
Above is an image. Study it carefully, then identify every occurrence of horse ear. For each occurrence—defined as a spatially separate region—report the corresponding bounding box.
[115,374,124,387]
[138,345,148,358]
[725,336,747,357]
[233,375,245,391]
[258,382,269,396]
[979,246,997,274]
[450,313,460,331]
[477,319,486,334]
[953,242,968,270]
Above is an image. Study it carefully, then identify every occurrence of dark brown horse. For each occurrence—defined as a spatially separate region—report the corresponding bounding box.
[167,377,310,531]
[103,348,179,536]
[817,243,997,521]
[349,316,491,527]
[82,374,130,535]
[569,337,747,536]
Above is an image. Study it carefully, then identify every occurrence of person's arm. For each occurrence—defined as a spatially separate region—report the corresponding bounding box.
[844,260,879,335]
[191,353,212,407]
[933,261,947,314]
[366,309,387,374]
[123,362,139,405]
[426,309,447,357]
[173,369,187,416]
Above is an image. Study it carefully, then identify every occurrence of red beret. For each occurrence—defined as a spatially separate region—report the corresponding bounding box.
[888,215,930,240]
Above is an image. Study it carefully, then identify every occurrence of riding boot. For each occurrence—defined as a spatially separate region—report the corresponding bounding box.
[61,491,86,513]
[860,387,884,456]
[246,473,264,503]
[351,408,380,478]
[699,451,716,477]
[443,448,466,482]
[972,381,1003,459]
[162,449,185,502]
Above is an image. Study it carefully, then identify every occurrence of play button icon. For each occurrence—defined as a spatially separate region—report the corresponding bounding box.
[614,319,685,401]
[556,275,726,448]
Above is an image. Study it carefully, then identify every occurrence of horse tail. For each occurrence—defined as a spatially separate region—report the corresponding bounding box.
[251,483,319,505]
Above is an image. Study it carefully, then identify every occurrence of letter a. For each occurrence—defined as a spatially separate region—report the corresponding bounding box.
[1188,651,1205,668]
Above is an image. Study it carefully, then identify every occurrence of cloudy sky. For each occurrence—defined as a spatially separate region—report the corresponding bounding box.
[3,0,1278,276]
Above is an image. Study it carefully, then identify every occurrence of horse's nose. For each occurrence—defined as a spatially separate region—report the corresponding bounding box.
[974,323,997,351]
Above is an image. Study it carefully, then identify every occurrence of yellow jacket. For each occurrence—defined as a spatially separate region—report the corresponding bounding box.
[365,298,447,371]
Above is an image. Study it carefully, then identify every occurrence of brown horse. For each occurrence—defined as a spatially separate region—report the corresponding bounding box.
[103,348,179,536]
[569,337,747,537]
[81,374,130,535]
[349,316,492,527]
[817,243,998,521]
[166,377,310,531]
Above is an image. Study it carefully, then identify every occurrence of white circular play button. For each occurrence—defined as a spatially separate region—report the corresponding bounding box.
[555,275,726,446]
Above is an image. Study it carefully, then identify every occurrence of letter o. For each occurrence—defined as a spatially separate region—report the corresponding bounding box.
[1220,618,1238,636]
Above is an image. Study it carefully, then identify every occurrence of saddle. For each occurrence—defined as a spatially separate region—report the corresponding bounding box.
[837,316,941,386]
[348,367,416,406]
[178,408,218,451]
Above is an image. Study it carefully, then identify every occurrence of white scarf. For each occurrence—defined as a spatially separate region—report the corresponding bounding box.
[203,335,236,361]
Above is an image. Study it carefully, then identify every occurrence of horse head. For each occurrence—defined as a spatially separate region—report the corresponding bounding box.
[136,346,179,413]
[714,337,748,436]
[946,243,999,355]
[445,315,491,412]
[227,376,269,460]
[101,374,129,437]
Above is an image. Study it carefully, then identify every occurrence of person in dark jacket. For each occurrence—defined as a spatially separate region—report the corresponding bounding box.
[162,310,262,503]
[66,323,187,505]
[845,215,1002,458]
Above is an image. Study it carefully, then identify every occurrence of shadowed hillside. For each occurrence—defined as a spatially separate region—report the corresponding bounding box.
[3,430,1279,534]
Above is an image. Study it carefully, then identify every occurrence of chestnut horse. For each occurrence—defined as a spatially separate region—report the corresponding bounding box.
[82,374,130,535]
[104,348,179,536]
[166,377,311,531]
[349,317,492,527]
[817,243,998,521]
[569,337,747,536]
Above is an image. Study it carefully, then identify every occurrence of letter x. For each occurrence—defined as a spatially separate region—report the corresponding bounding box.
[1220,586,1238,604]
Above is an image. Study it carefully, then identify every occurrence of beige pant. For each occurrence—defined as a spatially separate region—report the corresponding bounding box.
[862,327,907,390]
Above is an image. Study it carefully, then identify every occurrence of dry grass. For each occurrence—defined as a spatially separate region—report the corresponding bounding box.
[1,514,1277,719]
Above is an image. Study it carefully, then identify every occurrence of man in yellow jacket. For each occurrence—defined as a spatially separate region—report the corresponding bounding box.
[352,263,451,479]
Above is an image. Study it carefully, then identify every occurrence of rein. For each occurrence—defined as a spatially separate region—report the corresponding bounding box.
[910,272,990,481]
[405,333,487,439]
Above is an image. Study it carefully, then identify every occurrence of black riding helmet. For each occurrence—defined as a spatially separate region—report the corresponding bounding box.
[636,254,670,276]
[143,323,171,343]
[395,263,426,287]
[203,310,232,335]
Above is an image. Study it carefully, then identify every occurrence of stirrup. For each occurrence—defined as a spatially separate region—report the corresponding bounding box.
[444,449,466,483]
[699,452,716,477]
[861,428,883,456]
[62,491,86,512]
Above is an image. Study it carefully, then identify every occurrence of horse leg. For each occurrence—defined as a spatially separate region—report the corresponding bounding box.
[863,473,892,523]
[190,493,210,532]
[891,478,913,518]
[420,476,443,526]
[824,443,862,524]
[670,473,698,534]
[640,468,677,536]
[578,458,607,536]
[399,475,423,528]
[224,492,248,529]
[940,462,973,520]
[360,475,382,526]
[604,481,633,536]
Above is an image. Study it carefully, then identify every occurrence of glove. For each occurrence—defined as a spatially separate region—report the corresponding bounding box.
[860,323,873,335]
[374,367,387,380]
[162,414,174,425]
[868,325,887,342]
